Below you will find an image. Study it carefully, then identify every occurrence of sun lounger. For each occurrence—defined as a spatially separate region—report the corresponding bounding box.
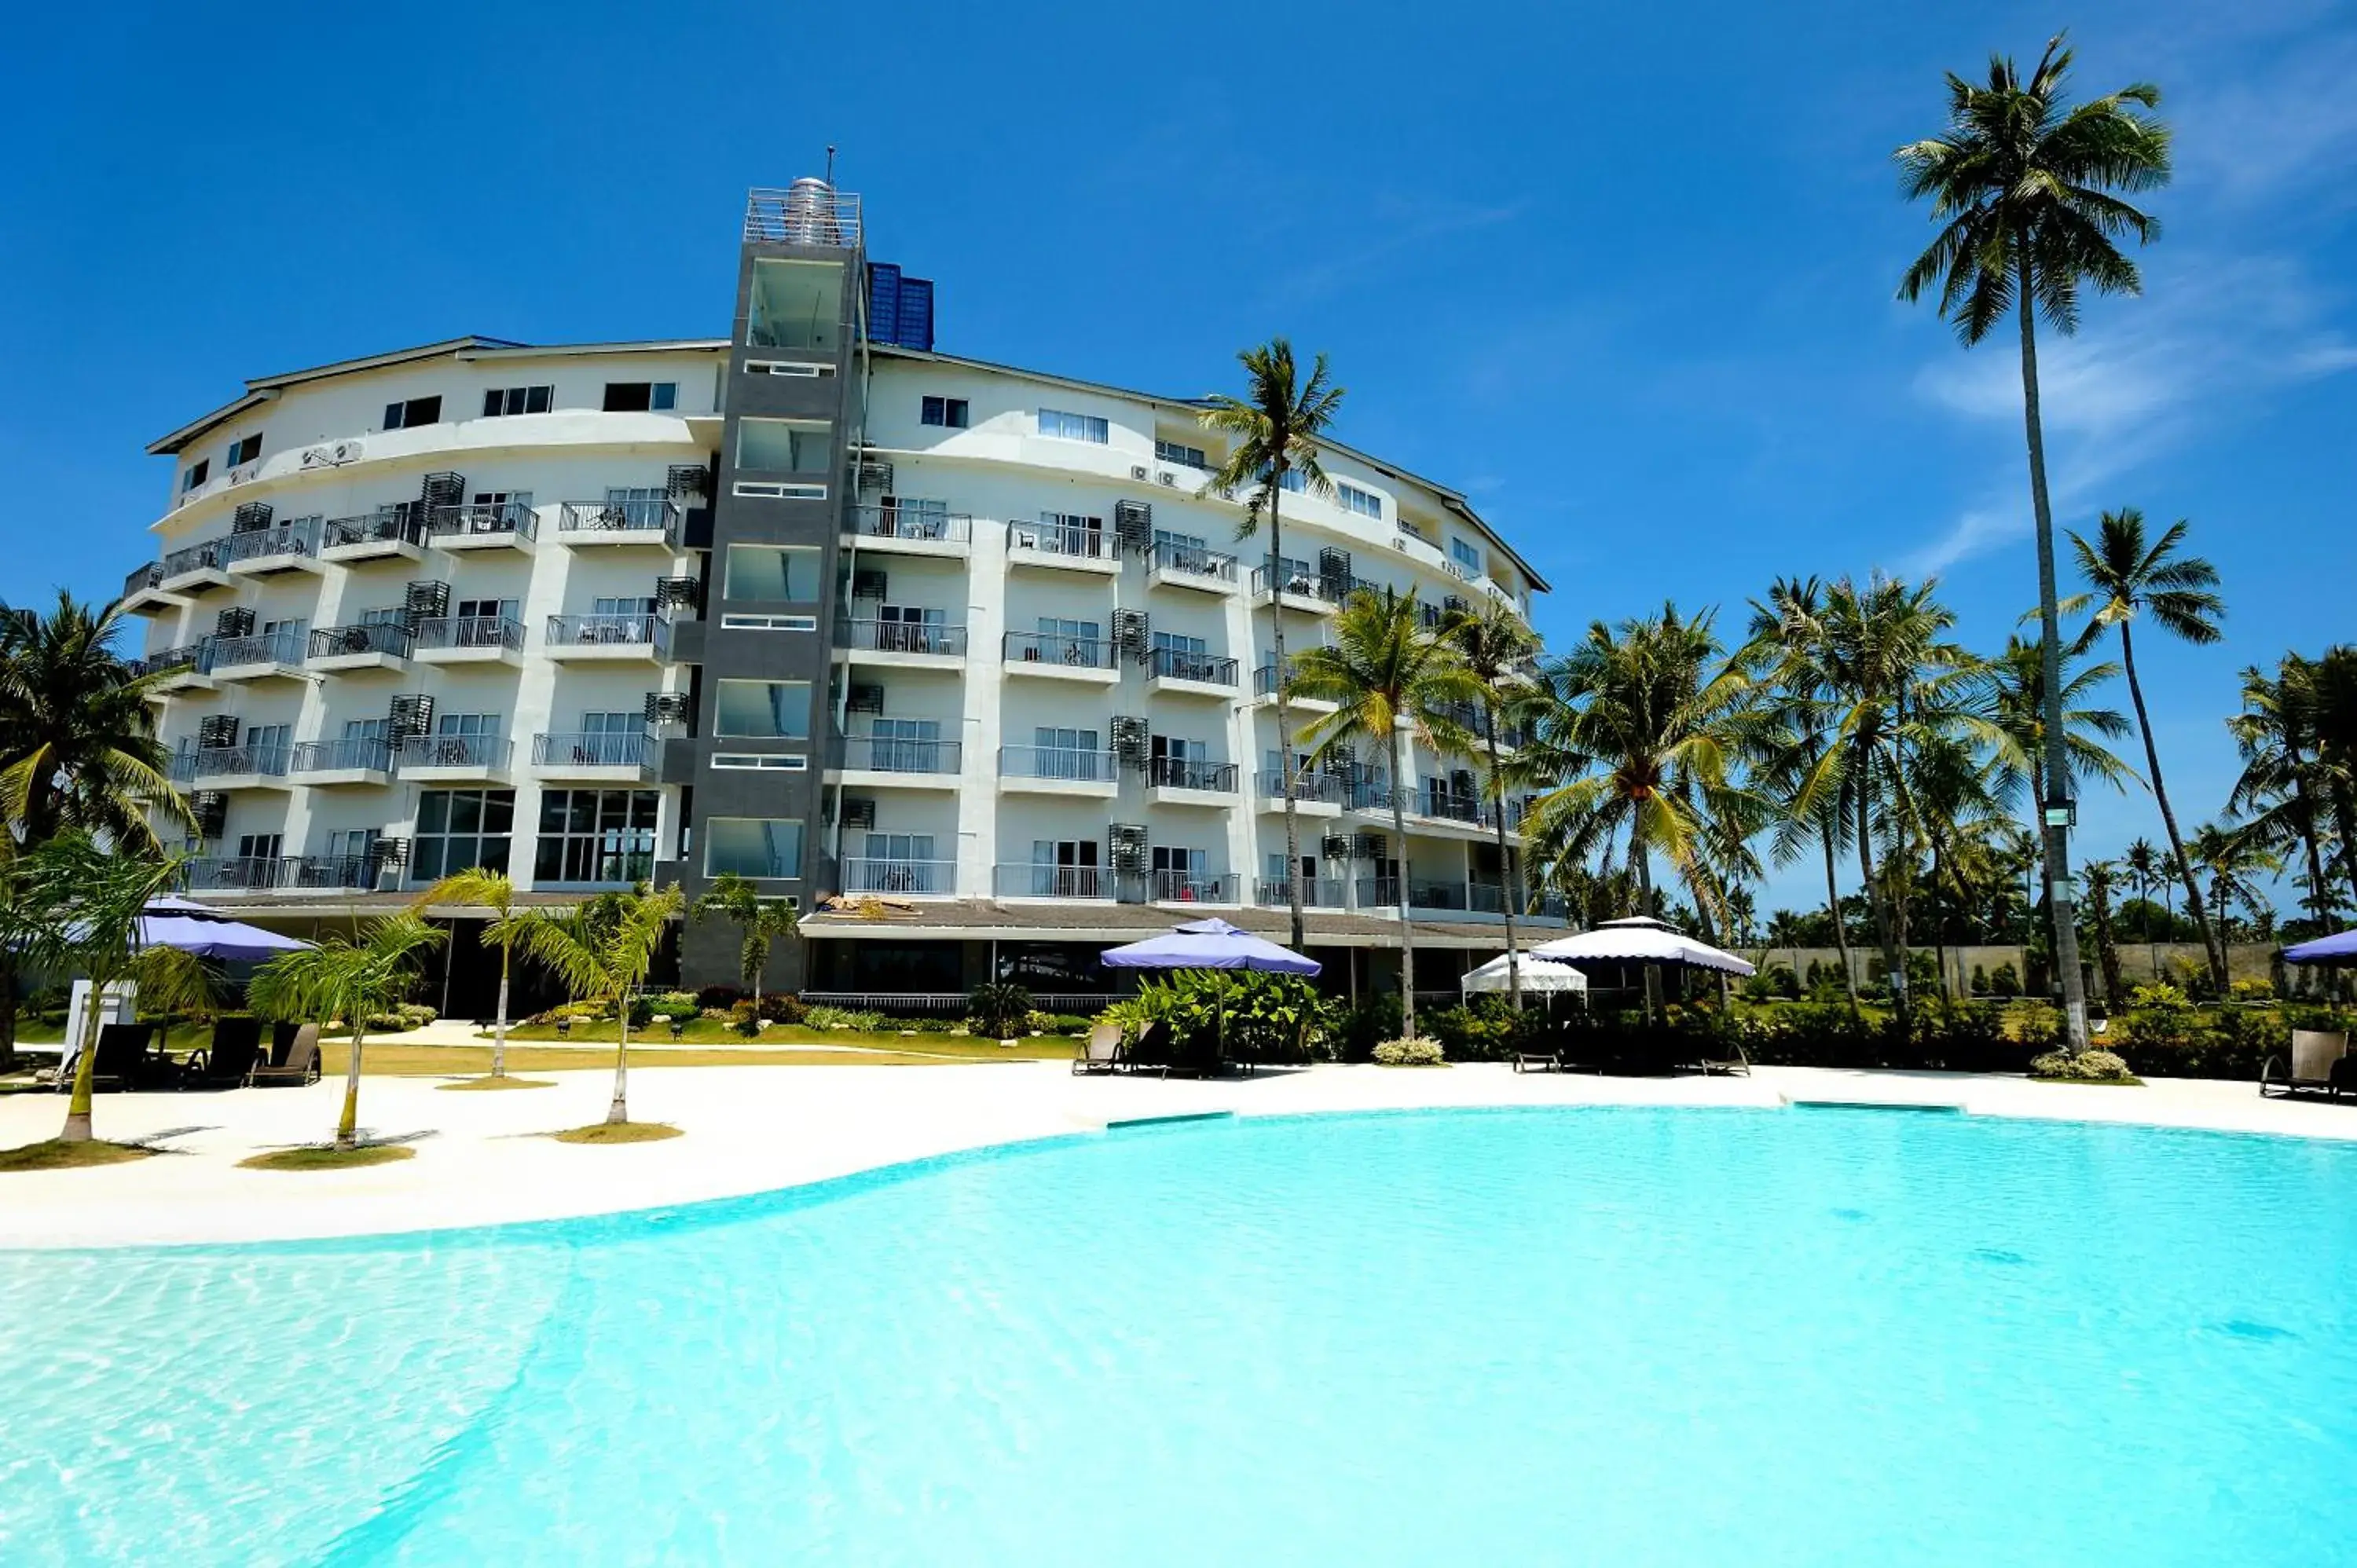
[1699,1039,1752,1077]
[2261,1030,2350,1100]
[1512,1044,1563,1074]
[185,1017,264,1088]
[1073,1021,1124,1075]
[248,1024,322,1086]
[77,1022,162,1090]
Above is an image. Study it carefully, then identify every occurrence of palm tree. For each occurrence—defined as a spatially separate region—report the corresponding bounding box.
[1897,36,2171,1053]
[412,869,531,1080]
[2122,836,2164,978]
[1746,577,1862,1011]
[2227,658,2337,930]
[519,882,684,1125]
[0,592,189,849]
[2187,821,2281,947]
[2081,859,2125,1002]
[1431,597,1541,1007]
[2299,647,2357,916]
[1200,339,1347,953]
[1288,587,1475,1040]
[250,916,446,1149]
[691,873,802,998]
[2066,507,2227,989]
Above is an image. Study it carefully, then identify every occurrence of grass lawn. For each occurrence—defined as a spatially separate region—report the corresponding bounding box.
[319,1042,1042,1076]
[550,1122,683,1145]
[240,1144,417,1171]
[437,1075,559,1092]
[491,1019,1079,1058]
[0,1138,156,1171]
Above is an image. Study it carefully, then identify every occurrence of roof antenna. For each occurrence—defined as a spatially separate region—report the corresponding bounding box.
[824,144,837,185]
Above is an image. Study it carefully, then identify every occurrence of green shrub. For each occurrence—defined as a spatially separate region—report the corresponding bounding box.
[642,994,701,1024]
[363,1003,438,1032]
[728,1000,762,1037]
[1424,997,1542,1061]
[2230,978,2275,1002]
[966,983,1036,1039]
[802,1004,885,1031]
[757,992,805,1025]
[2029,1047,2137,1083]
[1970,963,1989,996]
[1989,962,2022,998]
[1373,1035,1446,1066]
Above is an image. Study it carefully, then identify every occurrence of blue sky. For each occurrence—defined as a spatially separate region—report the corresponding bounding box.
[5,1,2352,913]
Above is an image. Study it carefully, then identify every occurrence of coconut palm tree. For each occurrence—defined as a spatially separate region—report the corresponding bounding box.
[2122,836,2165,977]
[691,873,801,998]
[249,915,446,1150]
[1200,339,1347,953]
[2187,820,2281,947]
[1897,35,2172,1053]
[0,592,189,850]
[2300,647,2357,915]
[519,882,684,1125]
[2226,658,2337,931]
[2080,858,2125,1003]
[1431,596,1541,1007]
[412,868,532,1081]
[1288,587,1476,1040]
[2065,507,2227,989]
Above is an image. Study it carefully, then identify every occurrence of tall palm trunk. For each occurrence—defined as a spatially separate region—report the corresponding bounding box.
[60,991,104,1142]
[336,1020,366,1149]
[2118,621,2226,991]
[608,1005,631,1123]
[1633,841,1665,1020]
[1931,841,1952,1007]
[1269,485,1305,952]
[2287,746,2333,927]
[0,954,17,1075]
[2016,255,2092,1052]
[1820,822,1860,1010]
[1389,728,1417,1039]
[1854,782,1910,1029]
[491,948,511,1079]
[1485,707,1520,1009]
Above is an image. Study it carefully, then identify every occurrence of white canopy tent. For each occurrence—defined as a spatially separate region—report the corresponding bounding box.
[1532,916,1756,976]
[1461,952,1589,996]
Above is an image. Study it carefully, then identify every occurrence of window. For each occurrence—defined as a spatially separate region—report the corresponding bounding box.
[1155,439,1208,470]
[383,397,442,430]
[580,710,639,735]
[182,460,209,493]
[438,712,503,738]
[746,258,844,352]
[1276,468,1307,493]
[723,544,821,601]
[714,679,812,740]
[703,817,804,880]
[236,833,284,861]
[921,396,970,429]
[226,434,262,467]
[1034,727,1102,781]
[602,382,676,412]
[1037,408,1109,444]
[534,789,658,885]
[244,723,290,756]
[412,788,515,880]
[454,597,519,623]
[863,833,937,863]
[482,385,553,417]
[1337,482,1381,519]
[867,716,943,771]
[592,595,657,618]
[735,417,833,474]
[1028,837,1100,897]
[711,753,807,771]
[1450,537,1483,573]
[326,828,379,863]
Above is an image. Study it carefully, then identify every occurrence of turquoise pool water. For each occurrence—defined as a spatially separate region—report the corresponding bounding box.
[4,1107,2355,1565]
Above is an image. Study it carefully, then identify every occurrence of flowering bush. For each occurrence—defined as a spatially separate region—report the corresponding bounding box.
[2029,1047,2137,1083]
[1373,1035,1446,1067]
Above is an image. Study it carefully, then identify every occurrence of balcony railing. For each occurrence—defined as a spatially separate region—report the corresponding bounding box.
[1255,877,1348,909]
[323,509,426,551]
[1149,539,1238,583]
[845,505,969,544]
[1357,875,1402,908]
[557,498,684,543]
[834,733,960,774]
[123,562,167,599]
[207,628,306,670]
[1148,647,1238,686]
[1006,518,1112,561]
[308,622,415,661]
[837,857,957,896]
[994,863,1121,900]
[533,731,654,768]
[1250,563,1358,604]
[999,746,1119,782]
[1148,757,1237,792]
[834,617,966,656]
[426,500,537,542]
[1416,786,1486,826]
[1254,770,1347,806]
[182,855,378,893]
[1409,878,1468,911]
[744,184,862,247]
[170,744,292,783]
[1347,779,1395,813]
[1003,630,1115,669]
[1151,870,1238,903]
[129,643,211,680]
[1468,880,1510,914]
[413,616,525,653]
[545,613,670,654]
[220,518,323,566]
[398,733,511,771]
[291,737,393,775]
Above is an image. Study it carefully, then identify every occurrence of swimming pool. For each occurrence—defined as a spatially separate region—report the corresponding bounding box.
[4,1106,2354,1565]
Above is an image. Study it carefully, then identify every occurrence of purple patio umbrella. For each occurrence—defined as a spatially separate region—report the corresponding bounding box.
[1100,918,1322,976]
[138,896,314,962]
[2282,929,2357,965]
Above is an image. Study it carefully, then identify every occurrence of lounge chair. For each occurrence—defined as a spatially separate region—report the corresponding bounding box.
[185,1017,264,1089]
[2261,1030,2351,1100]
[1699,1039,1752,1077]
[1073,1022,1124,1075]
[249,1024,322,1086]
[1512,1042,1563,1073]
[75,1023,162,1090]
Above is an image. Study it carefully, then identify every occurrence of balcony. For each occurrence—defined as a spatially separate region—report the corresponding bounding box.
[532,730,657,780]
[170,743,292,789]
[1146,539,1240,595]
[1251,662,1338,713]
[999,746,1119,797]
[842,505,970,559]
[426,500,537,551]
[544,613,673,661]
[397,732,511,781]
[830,732,961,786]
[182,855,383,895]
[1413,785,1492,832]
[221,518,325,577]
[207,628,306,683]
[1146,756,1237,805]
[321,510,428,566]
[1251,562,1358,614]
[1408,878,1469,912]
[1252,770,1346,815]
[836,857,959,897]
[1006,518,1118,575]
[1254,877,1348,910]
[156,538,233,597]
[412,616,526,665]
[290,737,394,786]
[1150,870,1240,905]
[993,863,1125,902]
[127,643,215,697]
[306,622,414,675]
[1002,630,1119,684]
[1356,875,1402,908]
[834,617,966,669]
[1146,646,1238,698]
[121,562,185,616]
[557,498,684,549]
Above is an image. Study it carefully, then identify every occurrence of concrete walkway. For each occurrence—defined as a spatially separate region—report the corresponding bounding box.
[2,1061,2352,1251]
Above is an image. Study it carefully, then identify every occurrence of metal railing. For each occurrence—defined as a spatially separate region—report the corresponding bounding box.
[1148,757,1237,792]
[398,733,511,771]
[834,617,966,656]
[557,498,684,542]
[744,184,862,246]
[1003,630,1115,669]
[123,562,167,599]
[1250,563,1358,604]
[1347,779,1395,813]
[999,746,1119,782]
[129,643,212,680]
[1357,875,1402,908]
[1255,877,1347,909]
[837,857,957,896]
[1007,518,1111,560]
[1468,881,1509,914]
[545,613,669,654]
[1252,661,1320,699]
[307,623,415,661]
[1149,539,1237,583]
[207,628,306,670]
[799,990,1114,1016]
[426,500,537,542]
[159,538,228,581]
[845,505,968,544]
[171,744,291,782]
[323,509,426,551]
[182,855,378,893]
[1409,878,1468,911]
[291,737,393,775]
[834,733,959,774]
[1151,870,1238,903]
[1148,647,1238,686]
[1415,786,1486,826]
[1254,770,1347,805]
[533,731,654,768]
[412,616,525,653]
[993,863,1120,900]
[220,518,323,566]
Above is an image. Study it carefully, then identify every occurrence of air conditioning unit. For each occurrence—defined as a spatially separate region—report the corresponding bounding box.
[665,463,713,501]
[841,797,876,830]
[372,836,409,870]
[1110,716,1150,768]
[856,456,894,493]
[196,715,240,750]
[299,440,365,470]
[852,569,888,600]
[1320,833,1351,863]
[1130,465,1149,482]
[845,683,885,715]
[1352,831,1388,860]
[654,576,702,610]
[1108,823,1149,871]
[1157,471,1177,487]
[388,694,436,737]
[214,606,255,639]
[190,791,227,837]
[1318,548,1352,588]
[420,471,466,511]
[643,692,691,725]
[231,501,274,534]
[403,580,450,623]
[1112,610,1150,662]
